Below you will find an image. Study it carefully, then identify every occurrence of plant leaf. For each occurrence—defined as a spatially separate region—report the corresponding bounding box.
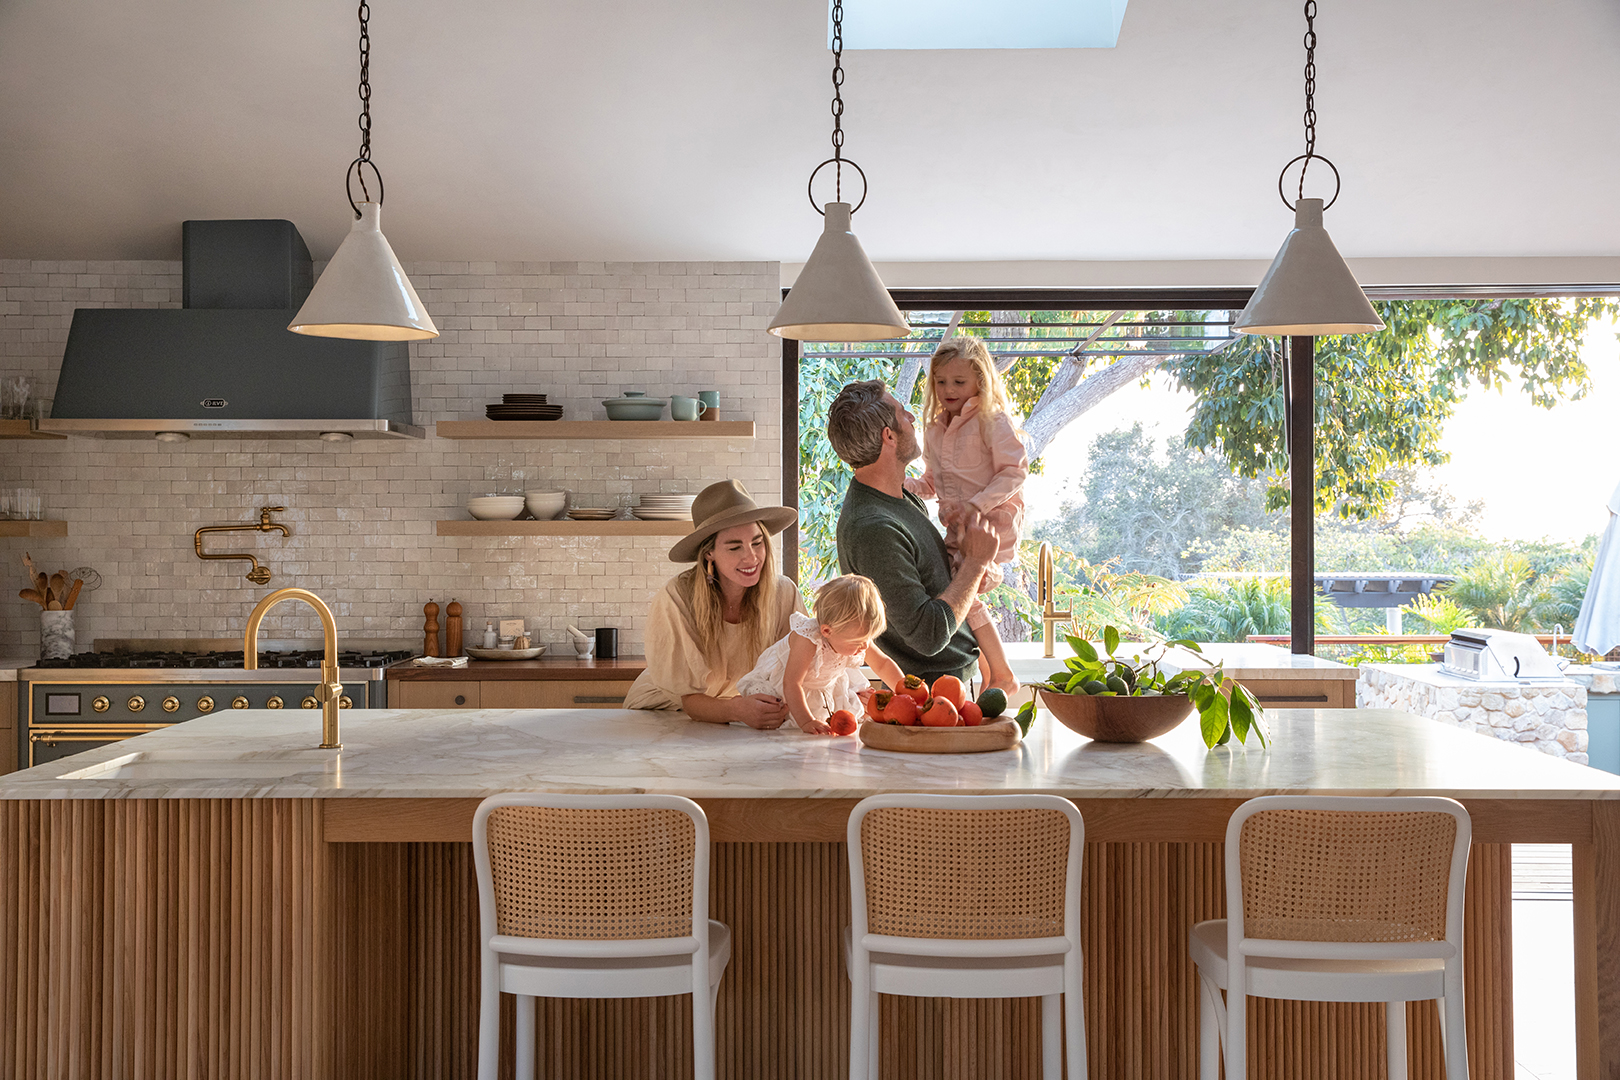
[1229,691,1254,744]
[1199,699,1227,747]
[1170,639,1204,654]
[1103,625,1120,656]
[1015,700,1036,737]
[1073,638,1099,664]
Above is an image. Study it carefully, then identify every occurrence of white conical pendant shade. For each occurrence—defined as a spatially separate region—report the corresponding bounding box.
[288,202,438,341]
[1234,199,1383,336]
[768,203,909,341]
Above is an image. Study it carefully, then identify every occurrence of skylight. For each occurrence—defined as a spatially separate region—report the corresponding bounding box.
[833,0,1130,50]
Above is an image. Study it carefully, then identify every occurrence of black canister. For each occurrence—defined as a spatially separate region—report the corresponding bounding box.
[595,627,619,659]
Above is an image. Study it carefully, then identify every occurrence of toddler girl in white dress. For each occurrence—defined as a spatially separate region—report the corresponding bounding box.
[735,574,904,735]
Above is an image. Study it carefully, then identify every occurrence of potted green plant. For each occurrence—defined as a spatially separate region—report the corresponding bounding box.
[1016,627,1268,748]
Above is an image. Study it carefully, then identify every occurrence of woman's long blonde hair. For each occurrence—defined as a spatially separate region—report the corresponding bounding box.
[920,335,1019,448]
[682,523,780,669]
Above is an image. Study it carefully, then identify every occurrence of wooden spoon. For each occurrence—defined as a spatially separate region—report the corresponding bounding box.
[22,551,39,582]
[50,571,66,597]
[17,587,43,609]
[64,579,83,610]
[46,599,62,611]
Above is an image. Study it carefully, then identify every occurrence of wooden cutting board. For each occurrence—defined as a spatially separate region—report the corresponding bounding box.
[857,717,1021,754]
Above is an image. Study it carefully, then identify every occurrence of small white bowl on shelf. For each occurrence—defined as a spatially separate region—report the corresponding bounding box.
[524,490,568,520]
[467,495,525,521]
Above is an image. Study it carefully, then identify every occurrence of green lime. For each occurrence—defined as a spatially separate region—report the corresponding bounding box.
[1081,679,1109,696]
[976,688,1008,719]
[1105,675,1130,695]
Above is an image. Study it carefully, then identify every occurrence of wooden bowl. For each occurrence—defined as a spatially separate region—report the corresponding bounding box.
[857,718,1021,754]
[1038,689,1192,743]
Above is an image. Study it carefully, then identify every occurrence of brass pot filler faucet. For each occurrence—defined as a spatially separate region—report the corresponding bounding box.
[195,506,290,585]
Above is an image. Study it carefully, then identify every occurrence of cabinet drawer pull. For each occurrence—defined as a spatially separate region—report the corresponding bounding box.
[454,695,466,706]
[573,695,624,704]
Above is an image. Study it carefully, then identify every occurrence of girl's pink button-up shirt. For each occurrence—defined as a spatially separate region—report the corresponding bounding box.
[903,396,1028,564]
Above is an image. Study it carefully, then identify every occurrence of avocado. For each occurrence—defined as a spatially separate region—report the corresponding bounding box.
[976,687,1008,719]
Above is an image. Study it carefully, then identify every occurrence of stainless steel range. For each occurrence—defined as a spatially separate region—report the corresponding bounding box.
[19,648,411,767]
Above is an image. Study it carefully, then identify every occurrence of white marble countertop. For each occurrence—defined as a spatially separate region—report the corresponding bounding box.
[1005,640,1357,684]
[3,705,1616,802]
[0,658,33,682]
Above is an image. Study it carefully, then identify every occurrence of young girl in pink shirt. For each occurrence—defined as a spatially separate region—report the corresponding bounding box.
[903,336,1026,695]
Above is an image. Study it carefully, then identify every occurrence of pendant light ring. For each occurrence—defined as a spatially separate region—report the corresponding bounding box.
[1276,153,1339,212]
[345,157,386,217]
[807,157,867,216]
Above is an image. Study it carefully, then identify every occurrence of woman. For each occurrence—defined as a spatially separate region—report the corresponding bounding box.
[623,481,807,727]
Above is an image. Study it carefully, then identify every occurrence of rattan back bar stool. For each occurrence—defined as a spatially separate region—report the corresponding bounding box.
[845,793,1087,1080]
[1190,795,1472,1080]
[472,793,732,1080]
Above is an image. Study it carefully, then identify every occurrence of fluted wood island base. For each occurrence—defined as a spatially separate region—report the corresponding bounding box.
[3,708,1619,1080]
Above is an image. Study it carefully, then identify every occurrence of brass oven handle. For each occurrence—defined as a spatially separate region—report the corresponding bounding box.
[28,724,167,767]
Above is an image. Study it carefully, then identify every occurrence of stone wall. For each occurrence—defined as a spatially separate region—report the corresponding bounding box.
[0,258,783,655]
[1358,664,1589,765]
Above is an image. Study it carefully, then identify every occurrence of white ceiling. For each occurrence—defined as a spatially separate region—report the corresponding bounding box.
[3,0,1618,268]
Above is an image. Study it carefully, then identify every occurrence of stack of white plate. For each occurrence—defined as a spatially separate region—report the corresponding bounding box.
[632,493,696,521]
[567,508,619,521]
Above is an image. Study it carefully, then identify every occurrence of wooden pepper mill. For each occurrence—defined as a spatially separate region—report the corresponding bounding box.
[422,601,441,657]
[445,600,463,657]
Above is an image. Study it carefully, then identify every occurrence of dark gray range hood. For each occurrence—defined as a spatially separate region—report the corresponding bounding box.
[40,220,421,440]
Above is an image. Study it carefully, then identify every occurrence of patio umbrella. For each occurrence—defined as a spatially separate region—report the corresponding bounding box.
[1573,479,1620,656]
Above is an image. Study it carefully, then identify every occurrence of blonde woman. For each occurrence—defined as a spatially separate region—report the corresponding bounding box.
[735,574,904,735]
[623,481,807,727]
[902,335,1027,695]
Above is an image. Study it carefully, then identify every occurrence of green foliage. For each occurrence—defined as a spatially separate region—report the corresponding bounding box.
[1440,552,1555,632]
[1030,630,1267,749]
[1403,593,1470,635]
[1161,298,1620,519]
[1154,576,1291,643]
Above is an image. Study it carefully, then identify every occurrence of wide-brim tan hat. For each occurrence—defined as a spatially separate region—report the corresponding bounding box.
[669,480,798,563]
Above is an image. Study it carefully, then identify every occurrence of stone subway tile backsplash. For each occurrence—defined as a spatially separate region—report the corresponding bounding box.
[0,259,784,654]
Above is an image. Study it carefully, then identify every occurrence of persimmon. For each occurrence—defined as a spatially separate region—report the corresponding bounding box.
[883,693,919,726]
[828,709,858,736]
[959,701,984,727]
[865,690,892,721]
[919,697,960,727]
[929,674,966,709]
[899,674,930,705]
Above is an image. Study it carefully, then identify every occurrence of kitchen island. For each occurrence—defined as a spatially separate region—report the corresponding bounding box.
[2,706,1616,1080]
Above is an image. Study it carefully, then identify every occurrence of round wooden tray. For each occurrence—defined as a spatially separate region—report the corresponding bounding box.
[465,646,547,660]
[857,717,1021,754]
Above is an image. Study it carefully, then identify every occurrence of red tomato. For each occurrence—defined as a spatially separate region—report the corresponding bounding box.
[883,693,919,726]
[900,674,930,705]
[865,690,892,721]
[959,701,984,727]
[919,697,960,727]
[930,675,966,709]
[828,709,858,736]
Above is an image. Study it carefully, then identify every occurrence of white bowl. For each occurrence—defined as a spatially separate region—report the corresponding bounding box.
[467,496,525,521]
[524,491,568,520]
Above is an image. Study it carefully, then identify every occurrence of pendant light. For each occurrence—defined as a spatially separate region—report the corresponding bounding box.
[289,2,438,342]
[768,0,908,342]
[1234,1,1382,337]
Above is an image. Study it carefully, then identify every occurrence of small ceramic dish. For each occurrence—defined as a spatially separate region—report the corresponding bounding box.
[467,496,525,520]
[524,491,568,520]
[466,645,547,660]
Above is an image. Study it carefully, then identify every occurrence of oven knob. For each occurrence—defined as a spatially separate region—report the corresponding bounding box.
[126,695,145,713]
[197,696,215,713]
[302,696,318,709]
[266,696,284,709]
[161,696,180,713]
[92,696,110,713]
[231,696,250,710]
[339,695,353,709]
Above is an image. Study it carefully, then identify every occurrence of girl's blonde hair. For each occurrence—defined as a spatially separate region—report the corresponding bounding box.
[920,335,1019,448]
[814,574,886,641]
[684,523,780,668]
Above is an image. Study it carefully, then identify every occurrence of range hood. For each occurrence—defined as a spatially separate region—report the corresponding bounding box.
[40,220,421,440]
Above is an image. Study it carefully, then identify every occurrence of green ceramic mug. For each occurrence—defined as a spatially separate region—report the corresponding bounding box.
[670,395,708,421]
[697,390,720,420]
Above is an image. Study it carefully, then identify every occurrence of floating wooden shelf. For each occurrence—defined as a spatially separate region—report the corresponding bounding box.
[435,420,754,440]
[437,519,691,537]
[0,419,65,440]
[0,520,68,537]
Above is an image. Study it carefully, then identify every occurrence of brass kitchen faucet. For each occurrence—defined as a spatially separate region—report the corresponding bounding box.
[1037,542,1074,659]
[195,506,290,584]
[243,587,343,750]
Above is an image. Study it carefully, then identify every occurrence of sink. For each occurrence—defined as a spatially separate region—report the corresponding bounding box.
[61,749,339,781]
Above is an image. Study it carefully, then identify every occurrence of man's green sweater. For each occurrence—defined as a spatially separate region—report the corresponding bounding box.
[836,479,978,682]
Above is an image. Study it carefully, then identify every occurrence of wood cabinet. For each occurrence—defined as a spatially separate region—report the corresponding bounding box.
[0,682,16,775]
[390,681,480,709]
[479,680,636,709]
[1237,677,1357,709]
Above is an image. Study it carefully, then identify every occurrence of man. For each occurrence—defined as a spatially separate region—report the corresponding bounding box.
[826,379,1005,688]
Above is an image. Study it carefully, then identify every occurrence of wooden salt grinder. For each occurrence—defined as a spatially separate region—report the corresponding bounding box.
[446,600,463,657]
[423,601,441,657]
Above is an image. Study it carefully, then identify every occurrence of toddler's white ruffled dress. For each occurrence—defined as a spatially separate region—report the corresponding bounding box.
[735,612,867,726]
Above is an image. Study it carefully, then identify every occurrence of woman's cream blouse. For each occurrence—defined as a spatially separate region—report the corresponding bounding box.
[623,571,806,710]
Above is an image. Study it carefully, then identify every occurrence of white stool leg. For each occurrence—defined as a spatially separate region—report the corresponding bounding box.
[1442,964,1470,1080]
[1198,974,1221,1080]
[477,956,501,1080]
[1387,1001,1408,1080]
[514,995,535,1080]
[1041,994,1061,1080]
[692,956,717,1080]
[1064,955,1086,1080]
[868,990,881,1080]
[848,961,872,1080]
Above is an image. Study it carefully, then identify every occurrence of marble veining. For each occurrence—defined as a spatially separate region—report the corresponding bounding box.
[2,706,1618,802]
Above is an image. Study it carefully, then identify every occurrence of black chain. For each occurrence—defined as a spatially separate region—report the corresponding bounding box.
[1298,0,1317,203]
[830,0,845,202]
[355,2,373,202]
